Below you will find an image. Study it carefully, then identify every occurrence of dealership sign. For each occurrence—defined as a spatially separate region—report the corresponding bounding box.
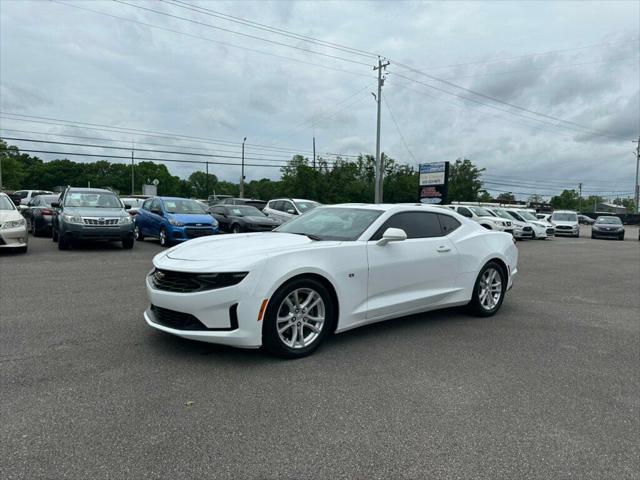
[419,162,449,204]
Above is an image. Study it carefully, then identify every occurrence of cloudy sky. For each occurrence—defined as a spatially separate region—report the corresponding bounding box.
[1,0,638,199]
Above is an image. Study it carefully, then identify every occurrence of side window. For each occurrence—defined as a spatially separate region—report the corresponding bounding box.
[272,201,284,211]
[282,201,295,213]
[457,207,473,218]
[17,191,28,199]
[211,206,225,214]
[370,212,443,240]
[150,198,162,212]
[142,199,152,210]
[438,214,461,235]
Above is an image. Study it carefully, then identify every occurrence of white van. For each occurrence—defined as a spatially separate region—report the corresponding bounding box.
[550,210,580,237]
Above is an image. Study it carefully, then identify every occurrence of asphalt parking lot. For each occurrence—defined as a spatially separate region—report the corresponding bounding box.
[1,226,639,480]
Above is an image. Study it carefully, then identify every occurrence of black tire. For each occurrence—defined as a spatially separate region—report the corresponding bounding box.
[58,234,70,250]
[591,233,596,239]
[619,234,625,241]
[52,228,59,242]
[262,277,335,359]
[122,236,134,249]
[134,225,144,241]
[30,219,38,236]
[231,223,241,234]
[159,228,169,247]
[17,245,28,254]
[467,261,507,317]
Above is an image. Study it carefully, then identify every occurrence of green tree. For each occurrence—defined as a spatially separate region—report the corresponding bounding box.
[477,190,493,202]
[496,192,516,203]
[188,171,218,198]
[448,158,485,201]
[528,194,544,203]
[550,189,579,210]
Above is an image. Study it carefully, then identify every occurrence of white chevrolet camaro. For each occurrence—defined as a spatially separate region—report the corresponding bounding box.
[144,204,518,358]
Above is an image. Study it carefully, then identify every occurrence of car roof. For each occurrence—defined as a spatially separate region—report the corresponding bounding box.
[553,210,577,213]
[321,203,456,214]
[67,187,113,193]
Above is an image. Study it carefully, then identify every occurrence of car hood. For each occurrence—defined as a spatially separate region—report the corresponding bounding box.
[62,207,126,217]
[0,209,23,223]
[594,223,623,228]
[530,221,549,228]
[479,216,504,223]
[167,213,216,224]
[156,232,337,271]
[237,215,281,225]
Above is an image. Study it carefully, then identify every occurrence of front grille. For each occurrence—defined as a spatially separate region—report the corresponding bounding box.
[149,269,248,293]
[185,227,215,238]
[556,225,573,230]
[546,228,555,234]
[83,217,119,226]
[523,226,532,232]
[150,305,207,330]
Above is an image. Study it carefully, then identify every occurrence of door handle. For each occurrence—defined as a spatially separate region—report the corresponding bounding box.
[436,245,451,253]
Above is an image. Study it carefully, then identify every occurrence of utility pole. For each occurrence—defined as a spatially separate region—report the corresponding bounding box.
[205,161,209,199]
[634,136,640,213]
[373,57,390,203]
[240,137,247,198]
[578,182,582,212]
[313,136,316,169]
[131,141,135,195]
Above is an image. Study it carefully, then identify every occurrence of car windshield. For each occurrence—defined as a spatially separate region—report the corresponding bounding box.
[40,195,60,206]
[120,198,145,208]
[518,211,538,221]
[163,199,207,214]
[295,201,320,213]
[469,206,492,217]
[506,211,524,222]
[596,217,622,225]
[483,209,498,217]
[229,206,263,217]
[552,213,577,222]
[275,207,383,241]
[0,195,16,210]
[492,208,514,220]
[64,192,122,208]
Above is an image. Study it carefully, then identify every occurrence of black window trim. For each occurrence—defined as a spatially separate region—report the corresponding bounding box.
[369,210,446,241]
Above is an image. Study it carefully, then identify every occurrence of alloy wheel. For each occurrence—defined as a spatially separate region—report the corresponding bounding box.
[159,229,167,246]
[478,267,502,311]
[276,288,325,349]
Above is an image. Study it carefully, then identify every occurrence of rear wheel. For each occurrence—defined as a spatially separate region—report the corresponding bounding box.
[30,219,38,236]
[52,227,59,242]
[231,223,241,234]
[263,278,335,358]
[467,261,506,317]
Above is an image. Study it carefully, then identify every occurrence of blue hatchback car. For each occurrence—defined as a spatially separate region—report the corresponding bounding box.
[134,196,219,247]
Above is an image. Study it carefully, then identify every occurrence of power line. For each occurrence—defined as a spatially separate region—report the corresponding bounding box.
[51,1,374,80]
[391,65,626,141]
[382,96,417,163]
[0,136,297,164]
[483,180,633,194]
[163,0,379,59]
[483,173,630,186]
[415,38,638,72]
[0,112,362,158]
[113,0,373,67]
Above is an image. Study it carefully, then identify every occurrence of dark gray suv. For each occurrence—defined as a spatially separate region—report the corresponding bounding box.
[52,187,135,250]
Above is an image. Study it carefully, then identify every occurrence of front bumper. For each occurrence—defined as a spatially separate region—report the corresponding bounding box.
[0,225,28,248]
[144,272,263,348]
[513,229,534,239]
[169,225,219,242]
[555,226,579,236]
[592,229,624,238]
[62,222,135,241]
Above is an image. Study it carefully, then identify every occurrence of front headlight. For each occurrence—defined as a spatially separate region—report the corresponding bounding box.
[1,218,26,229]
[169,218,184,227]
[119,216,132,224]
[62,214,83,224]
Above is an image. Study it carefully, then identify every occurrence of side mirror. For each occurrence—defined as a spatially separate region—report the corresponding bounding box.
[287,209,297,215]
[18,204,29,212]
[376,227,407,246]
[51,202,61,208]
[124,204,132,210]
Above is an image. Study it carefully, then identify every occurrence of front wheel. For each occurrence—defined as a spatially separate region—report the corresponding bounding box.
[159,228,169,247]
[467,261,506,317]
[619,234,625,241]
[134,225,144,241]
[231,223,241,234]
[122,237,134,249]
[262,278,335,359]
[52,228,59,242]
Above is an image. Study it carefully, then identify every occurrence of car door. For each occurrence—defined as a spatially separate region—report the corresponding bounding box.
[210,206,229,231]
[136,199,152,236]
[365,211,460,320]
[145,198,163,237]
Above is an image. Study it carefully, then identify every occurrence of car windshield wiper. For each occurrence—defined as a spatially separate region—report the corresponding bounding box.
[288,232,323,241]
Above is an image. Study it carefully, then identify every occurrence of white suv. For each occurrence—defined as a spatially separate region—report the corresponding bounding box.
[485,207,534,240]
[505,208,553,239]
[448,205,513,233]
[12,189,54,206]
[263,198,321,222]
[550,210,580,237]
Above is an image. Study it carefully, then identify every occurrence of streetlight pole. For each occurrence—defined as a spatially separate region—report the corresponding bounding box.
[634,136,639,213]
[240,137,247,198]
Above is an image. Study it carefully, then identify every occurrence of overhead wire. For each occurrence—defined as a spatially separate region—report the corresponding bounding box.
[382,96,418,163]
